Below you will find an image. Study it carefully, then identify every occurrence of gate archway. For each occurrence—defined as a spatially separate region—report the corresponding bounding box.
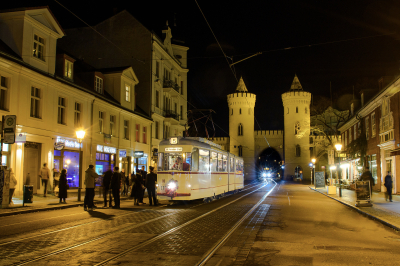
[257,147,282,180]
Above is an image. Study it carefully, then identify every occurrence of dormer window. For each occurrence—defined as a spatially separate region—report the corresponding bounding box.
[125,85,131,102]
[33,34,45,61]
[64,60,73,79]
[95,76,103,93]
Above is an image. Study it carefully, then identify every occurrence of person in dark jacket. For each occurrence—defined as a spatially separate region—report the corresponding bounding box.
[359,166,375,198]
[111,166,121,208]
[384,171,393,202]
[121,169,127,196]
[131,173,143,205]
[59,169,68,203]
[146,166,158,206]
[140,166,147,204]
[102,167,113,208]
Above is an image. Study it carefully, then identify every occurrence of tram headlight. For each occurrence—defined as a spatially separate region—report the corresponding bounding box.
[262,172,267,178]
[168,182,176,190]
[267,173,271,178]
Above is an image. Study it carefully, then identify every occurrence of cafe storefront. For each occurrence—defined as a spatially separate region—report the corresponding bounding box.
[54,137,82,188]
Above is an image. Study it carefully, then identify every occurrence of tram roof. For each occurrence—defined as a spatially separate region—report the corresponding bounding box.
[159,137,223,151]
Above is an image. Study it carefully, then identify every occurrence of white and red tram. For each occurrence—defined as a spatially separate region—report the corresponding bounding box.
[156,137,244,201]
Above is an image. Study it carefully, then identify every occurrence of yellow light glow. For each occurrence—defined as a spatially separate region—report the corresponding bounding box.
[76,130,86,140]
[311,158,316,164]
[335,143,342,151]
[66,159,71,164]
[330,166,337,170]
[340,164,349,169]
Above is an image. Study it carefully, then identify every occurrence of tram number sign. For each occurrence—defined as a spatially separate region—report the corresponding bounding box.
[170,137,178,145]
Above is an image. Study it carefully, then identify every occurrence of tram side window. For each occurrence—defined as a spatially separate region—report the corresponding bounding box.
[236,160,244,174]
[210,152,218,172]
[222,155,228,172]
[230,157,234,172]
[218,153,223,172]
[192,148,199,171]
[199,149,210,172]
[157,153,164,171]
[183,152,191,171]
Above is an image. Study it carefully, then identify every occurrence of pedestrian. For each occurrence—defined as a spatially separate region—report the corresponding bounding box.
[102,166,113,208]
[9,168,17,205]
[121,169,126,196]
[140,166,147,204]
[38,163,50,197]
[131,173,144,206]
[84,165,99,211]
[59,169,68,203]
[146,166,158,206]
[125,171,131,196]
[359,166,375,198]
[384,171,393,202]
[111,166,121,209]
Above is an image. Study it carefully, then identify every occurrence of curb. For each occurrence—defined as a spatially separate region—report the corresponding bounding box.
[309,186,400,232]
[0,198,132,218]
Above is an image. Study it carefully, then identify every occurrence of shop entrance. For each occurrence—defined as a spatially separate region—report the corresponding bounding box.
[54,149,80,188]
[23,142,41,194]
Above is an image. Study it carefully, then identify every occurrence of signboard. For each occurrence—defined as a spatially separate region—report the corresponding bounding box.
[104,134,111,144]
[56,137,81,149]
[97,145,103,152]
[15,133,26,143]
[54,142,65,150]
[3,115,16,144]
[356,181,371,201]
[165,147,182,152]
[119,149,127,158]
[170,137,178,145]
[314,171,325,189]
[134,151,144,158]
[97,145,116,154]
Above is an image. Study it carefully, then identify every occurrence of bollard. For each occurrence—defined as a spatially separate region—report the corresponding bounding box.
[339,185,342,197]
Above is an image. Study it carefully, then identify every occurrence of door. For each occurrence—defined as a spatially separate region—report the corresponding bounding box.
[23,143,40,194]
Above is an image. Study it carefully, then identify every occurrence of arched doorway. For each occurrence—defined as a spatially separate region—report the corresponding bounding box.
[295,166,303,181]
[257,147,282,180]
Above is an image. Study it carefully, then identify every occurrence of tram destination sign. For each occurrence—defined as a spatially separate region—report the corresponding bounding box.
[165,147,182,152]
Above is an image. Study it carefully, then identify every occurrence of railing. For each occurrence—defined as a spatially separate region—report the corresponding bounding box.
[163,79,180,93]
[164,109,180,120]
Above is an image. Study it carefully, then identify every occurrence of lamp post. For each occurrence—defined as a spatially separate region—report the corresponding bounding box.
[335,143,342,197]
[76,130,86,201]
[311,158,316,185]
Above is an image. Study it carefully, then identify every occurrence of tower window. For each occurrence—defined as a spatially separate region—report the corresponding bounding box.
[287,107,289,114]
[295,145,301,157]
[238,145,243,157]
[295,122,300,135]
[238,123,243,136]
[305,107,307,114]
[239,108,242,114]
[296,107,298,113]
[231,109,233,115]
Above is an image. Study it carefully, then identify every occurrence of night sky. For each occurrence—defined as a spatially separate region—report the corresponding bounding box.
[5,0,400,136]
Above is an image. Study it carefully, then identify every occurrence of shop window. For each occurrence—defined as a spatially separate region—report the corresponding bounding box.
[30,87,41,119]
[0,76,8,111]
[137,157,147,172]
[369,154,378,185]
[54,150,80,188]
[33,34,45,61]
[95,152,115,177]
[143,126,147,144]
[124,120,129,140]
[110,115,115,136]
[64,60,73,79]
[74,102,81,127]
[57,97,66,125]
[99,111,104,133]
[136,124,140,142]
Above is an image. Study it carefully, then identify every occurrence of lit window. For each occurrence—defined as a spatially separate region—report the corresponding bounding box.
[99,111,104,133]
[30,87,41,118]
[64,60,73,79]
[0,76,8,111]
[124,120,129,140]
[57,97,66,125]
[33,34,45,61]
[74,102,81,127]
[95,76,103,93]
[125,85,131,102]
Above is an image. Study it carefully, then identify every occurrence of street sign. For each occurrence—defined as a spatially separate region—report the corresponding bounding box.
[3,115,16,144]
[134,151,144,158]
[314,171,325,189]
[119,149,127,158]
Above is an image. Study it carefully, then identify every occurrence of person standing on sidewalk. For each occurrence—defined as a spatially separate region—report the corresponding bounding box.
[360,166,375,198]
[59,169,68,203]
[146,166,158,206]
[39,163,50,197]
[140,166,147,204]
[102,166,113,208]
[384,171,393,202]
[111,166,121,209]
[9,168,17,205]
[84,165,99,211]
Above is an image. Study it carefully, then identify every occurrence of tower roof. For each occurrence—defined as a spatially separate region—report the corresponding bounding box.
[290,74,303,90]
[235,77,248,92]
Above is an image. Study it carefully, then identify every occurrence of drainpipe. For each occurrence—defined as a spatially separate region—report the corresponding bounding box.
[90,99,96,164]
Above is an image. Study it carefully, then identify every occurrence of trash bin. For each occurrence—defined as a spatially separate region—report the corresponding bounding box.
[23,185,33,206]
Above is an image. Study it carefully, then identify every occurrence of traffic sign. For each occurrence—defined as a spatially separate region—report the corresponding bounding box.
[3,115,16,144]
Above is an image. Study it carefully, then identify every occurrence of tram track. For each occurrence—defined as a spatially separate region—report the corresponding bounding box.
[4,181,268,266]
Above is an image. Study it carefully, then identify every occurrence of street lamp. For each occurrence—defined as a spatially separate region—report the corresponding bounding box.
[335,143,342,197]
[311,158,316,185]
[76,129,86,201]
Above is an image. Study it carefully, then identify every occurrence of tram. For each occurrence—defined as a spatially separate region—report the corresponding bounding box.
[157,137,244,201]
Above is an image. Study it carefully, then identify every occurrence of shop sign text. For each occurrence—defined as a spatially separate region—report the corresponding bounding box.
[56,137,81,149]
[97,145,116,154]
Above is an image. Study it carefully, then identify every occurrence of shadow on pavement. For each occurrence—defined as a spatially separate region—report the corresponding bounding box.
[87,210,115,219]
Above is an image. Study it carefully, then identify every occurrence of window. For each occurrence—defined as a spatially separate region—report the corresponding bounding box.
[64,60,73,79]
[74,102,81,127]
[57,97,66,125]
[238,146,243,157]
[0,76,8,111]
[143,126,147,144]
[33,34,45,60]
[199,149,210,172]
[210,152,218,172]
[296,107,298,113]
[156,61,160,78]
[136,124,140,142]
[238,123,243,136]
[30,87,41,118]
[125,85,131,102]
[365,117,369,140]
[239,108,242,114]
[95,76,103,93]
[99,111,104,133]
[371,112,376,137]
[181,81,184,95]
[295,145,301,157]
[124,120,129,140]
[155,121,159,139]
[110,115,115,136]
[164,68,171,80]
[156,90,160,108]
[295,122,300,135]
[180,105,183,119]
[344,131,347,147]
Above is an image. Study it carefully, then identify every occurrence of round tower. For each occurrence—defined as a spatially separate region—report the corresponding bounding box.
[281,75,312,181]
[228,77,256,180]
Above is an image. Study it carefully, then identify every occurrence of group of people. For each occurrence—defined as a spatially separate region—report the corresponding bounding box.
[359,166,393,202]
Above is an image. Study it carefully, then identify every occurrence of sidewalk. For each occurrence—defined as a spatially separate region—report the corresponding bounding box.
[310,186,400,230]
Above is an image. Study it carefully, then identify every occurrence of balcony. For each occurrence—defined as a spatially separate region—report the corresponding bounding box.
[163,80,180,96]
[164,109,180,125]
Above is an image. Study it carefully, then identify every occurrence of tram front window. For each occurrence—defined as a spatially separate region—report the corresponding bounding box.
[168,153,183,170]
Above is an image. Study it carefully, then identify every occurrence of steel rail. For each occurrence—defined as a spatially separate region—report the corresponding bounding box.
[195,180,277,266]
[93,182,270,266]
